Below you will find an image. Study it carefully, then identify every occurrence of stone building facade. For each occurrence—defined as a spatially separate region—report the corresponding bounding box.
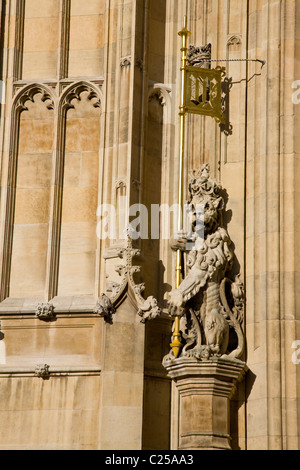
[0,0,299,450]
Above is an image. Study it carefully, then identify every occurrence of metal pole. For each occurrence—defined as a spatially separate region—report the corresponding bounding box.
[170,16,191,359]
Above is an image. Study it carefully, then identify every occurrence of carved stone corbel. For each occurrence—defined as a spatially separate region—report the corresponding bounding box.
[35,303,56,322]
[94,294,116,324]
[35,364,50,380]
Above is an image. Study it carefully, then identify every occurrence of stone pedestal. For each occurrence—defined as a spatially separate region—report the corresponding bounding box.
[164,357,248,450]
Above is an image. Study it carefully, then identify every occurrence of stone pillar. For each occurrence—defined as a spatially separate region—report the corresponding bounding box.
[164,358,248,450]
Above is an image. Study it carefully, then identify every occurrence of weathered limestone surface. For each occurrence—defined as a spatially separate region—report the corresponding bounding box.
[0,0,298,451]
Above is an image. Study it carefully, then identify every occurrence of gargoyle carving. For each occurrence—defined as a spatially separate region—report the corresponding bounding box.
[167,164,245,361]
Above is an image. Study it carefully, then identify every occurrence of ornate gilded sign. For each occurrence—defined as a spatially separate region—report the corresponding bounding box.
[185,65,226,123]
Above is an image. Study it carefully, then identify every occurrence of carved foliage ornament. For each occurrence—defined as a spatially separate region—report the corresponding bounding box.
[166,165,245,362]
[95,229,161,324]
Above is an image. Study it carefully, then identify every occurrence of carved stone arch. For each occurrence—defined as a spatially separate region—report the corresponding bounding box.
[59,81,103,113]
[227,35,242,48]
[0,83,56,301]
[48,80,103,299]
[13,83,56,114]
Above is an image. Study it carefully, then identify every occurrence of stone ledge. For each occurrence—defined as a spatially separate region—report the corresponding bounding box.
[0,364,102,378]
[164,357,248,385]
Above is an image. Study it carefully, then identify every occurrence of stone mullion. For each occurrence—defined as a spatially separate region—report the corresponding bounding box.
[12,0,25,82]
[247,0,261,449]
[96,1,111,296]
[47,107,64,301]
[246,0,283,450]
[163,0,178,307]
[295,0,300,449]
[131,0,148,213]
[126,0,140,213]
[46,0,71,299]
[0,1,11,290]
[111,0,129,243]
[57,0,71,80]
[245,0,282,450]
[0,108,20,301]
[280,0,300,450]
[0,0,25,297]
[263,0,282,450]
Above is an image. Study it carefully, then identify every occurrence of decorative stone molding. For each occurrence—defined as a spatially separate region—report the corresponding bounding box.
[120,57,131,68]
[166,164,245,362]
[116,179,127,192]
[148,89,167,107]
[35,303,56,322]
[148,84,172,107]
[94,294,116,324]
[227,35,242,47]
[34,364,50,380]
[14,84,55,113]
[59,78,104,96]
[98,229,161,323]
[60,82,101,111]
[0,365,101,378]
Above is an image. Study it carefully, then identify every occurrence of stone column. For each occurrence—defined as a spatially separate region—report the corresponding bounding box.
[164,357,248,450]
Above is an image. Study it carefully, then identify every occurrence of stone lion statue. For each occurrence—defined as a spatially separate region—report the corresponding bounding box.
[167,164,244,361]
